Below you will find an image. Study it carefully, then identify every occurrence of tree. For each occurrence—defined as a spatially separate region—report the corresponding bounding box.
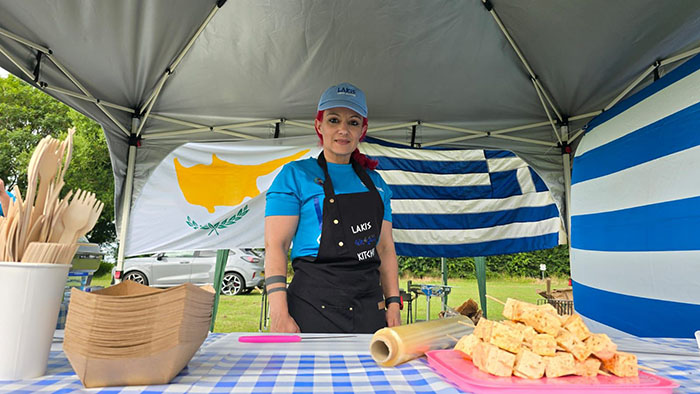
[0,75,115,244]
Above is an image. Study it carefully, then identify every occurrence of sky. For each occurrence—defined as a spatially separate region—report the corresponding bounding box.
[0,67,8,78]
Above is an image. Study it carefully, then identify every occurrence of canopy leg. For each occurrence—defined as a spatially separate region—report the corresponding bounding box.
[475,256,487,319]
[115,118,139,282]
[441,257,448,311]
[210,248,229,332]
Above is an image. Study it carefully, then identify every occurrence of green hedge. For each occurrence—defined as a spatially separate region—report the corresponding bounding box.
[95,261,115,276]
[397,245,570,279]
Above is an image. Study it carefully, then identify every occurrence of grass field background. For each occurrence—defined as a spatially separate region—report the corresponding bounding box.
[91,274,568,333]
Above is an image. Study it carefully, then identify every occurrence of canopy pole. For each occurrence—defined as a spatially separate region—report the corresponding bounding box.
[143,119,278,139]
[481,0,563,122]
[210,248,229,332]
[136,2,225,135]
[421,122,486,137]
[604,44,700,112]
[283,119,315,129]
[475,256,487,319]
[149,113,210,128]
[115,117,140,282]
[213,129,263,139]
[0,26,50,52]
[560,125,572,245]
[368,121,420,134]
[441,257,448,311]
[422,132,556,148]
[531,78,563,146]
[569,128,586,143]
[44,53,131,136]
[569,111,602,122]
[0,42,38,81]
[43,84,134,113]
[0,42,132,137]
[662,44,700,65]
[604,63,657,111]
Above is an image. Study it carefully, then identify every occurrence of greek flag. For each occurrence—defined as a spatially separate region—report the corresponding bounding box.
[360,138,562,258]
[571,54,700,338]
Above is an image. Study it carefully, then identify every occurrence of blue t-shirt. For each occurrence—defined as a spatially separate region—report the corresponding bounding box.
[265,157,392,260]
[0,189,15,217]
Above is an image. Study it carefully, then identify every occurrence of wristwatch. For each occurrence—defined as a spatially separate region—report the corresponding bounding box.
[385,296,403,310]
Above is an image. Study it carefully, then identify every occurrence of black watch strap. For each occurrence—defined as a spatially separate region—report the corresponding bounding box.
[385,296,403,310]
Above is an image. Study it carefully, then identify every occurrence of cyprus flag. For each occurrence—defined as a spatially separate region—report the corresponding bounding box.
[124,136,320,256]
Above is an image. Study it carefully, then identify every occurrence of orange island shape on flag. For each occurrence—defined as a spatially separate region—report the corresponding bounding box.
[174,149,310,213]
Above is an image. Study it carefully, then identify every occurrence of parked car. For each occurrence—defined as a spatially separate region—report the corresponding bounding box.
[71,236,105,272]
[112,249,264,295]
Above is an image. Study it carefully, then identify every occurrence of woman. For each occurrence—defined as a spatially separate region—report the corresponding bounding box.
[264,82,402,333]
[0,178,14,217]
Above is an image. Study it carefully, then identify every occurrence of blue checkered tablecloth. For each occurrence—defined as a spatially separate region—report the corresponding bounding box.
[0,333,462,393]
[1,332,699,393]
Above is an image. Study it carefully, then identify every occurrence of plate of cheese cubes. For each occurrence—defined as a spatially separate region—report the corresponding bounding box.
[426,298,678,393]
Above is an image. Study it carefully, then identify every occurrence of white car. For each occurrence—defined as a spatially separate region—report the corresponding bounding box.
[112,249,264,295]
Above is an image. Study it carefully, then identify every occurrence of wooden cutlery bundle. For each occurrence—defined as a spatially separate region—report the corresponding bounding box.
[0,129,104,264]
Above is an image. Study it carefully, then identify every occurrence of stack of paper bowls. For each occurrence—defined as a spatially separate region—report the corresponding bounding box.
[63,280,215,388]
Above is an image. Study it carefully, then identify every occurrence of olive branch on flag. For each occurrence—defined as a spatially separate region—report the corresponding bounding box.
[185,205,249,236]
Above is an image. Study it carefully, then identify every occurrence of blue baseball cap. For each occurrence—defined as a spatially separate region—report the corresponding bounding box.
[317,82,367,118]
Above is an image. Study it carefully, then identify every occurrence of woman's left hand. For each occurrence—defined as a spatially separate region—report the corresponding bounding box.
[385,303,401,327]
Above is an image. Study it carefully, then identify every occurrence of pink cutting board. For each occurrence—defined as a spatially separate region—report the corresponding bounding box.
[426,350,678,393]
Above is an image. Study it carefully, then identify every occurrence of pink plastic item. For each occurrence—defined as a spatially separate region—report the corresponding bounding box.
[238,335,303,343]
[426,350,679,393]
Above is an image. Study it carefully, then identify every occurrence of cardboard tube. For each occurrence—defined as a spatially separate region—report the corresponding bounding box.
[370,316,474,367]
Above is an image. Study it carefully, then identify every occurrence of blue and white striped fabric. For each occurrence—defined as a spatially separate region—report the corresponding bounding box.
[571,54,700,338]
[360,138,561,258]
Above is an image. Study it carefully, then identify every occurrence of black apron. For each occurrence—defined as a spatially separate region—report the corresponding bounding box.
[287,152,387,333]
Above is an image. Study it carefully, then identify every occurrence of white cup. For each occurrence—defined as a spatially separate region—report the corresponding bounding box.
[0,262,70,380]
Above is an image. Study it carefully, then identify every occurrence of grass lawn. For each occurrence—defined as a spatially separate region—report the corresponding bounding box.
[90,273,569,333]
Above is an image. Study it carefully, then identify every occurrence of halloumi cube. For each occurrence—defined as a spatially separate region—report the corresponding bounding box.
[585,333,617,360]
[503,298,529,320]
[454,333,480,360]
[520,308,561,335]
[490,322,524,353]
[472,341,517,377]
[555,328,578,351]
[574,357,602,377]
[532,334,557,356]
[554,329,590,361]
[503,321,538,343]
[601,352,638,377]
[514,349,545,379]
[536,302,559,316]
[471,340,493,370]
[474,318,495,341]
[544,352,576,378]
[569,343,592,362]
[484,345,517,377]
[522,325,538,343]
[563,314,591,341]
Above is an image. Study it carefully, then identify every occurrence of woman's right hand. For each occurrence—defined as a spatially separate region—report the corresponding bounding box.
[270,311,300,333]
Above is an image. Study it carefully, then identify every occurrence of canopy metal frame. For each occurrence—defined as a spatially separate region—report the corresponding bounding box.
[1,2,699,278]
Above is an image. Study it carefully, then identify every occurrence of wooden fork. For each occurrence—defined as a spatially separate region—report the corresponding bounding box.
[57,189,96,244]
[47,190,73,243]
[73,200,104,243]
[30,137,62,231]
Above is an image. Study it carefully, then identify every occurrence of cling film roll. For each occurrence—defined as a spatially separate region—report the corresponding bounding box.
[369,316,474,367]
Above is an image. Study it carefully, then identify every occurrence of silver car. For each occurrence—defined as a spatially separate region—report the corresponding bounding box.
[113,249,264,295]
